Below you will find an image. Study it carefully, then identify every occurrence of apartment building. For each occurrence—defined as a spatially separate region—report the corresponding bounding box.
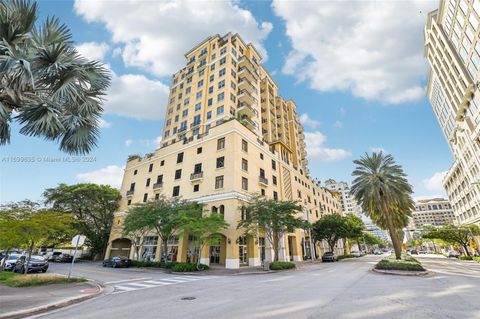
[411,198,456,228]
[425,0,480,226]
[324,179,361,217]
[106,33,343,268]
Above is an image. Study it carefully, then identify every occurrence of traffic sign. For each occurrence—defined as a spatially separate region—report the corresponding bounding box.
[71,235,86,247]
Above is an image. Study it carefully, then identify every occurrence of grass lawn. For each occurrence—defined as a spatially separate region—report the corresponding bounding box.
[0,271,86,287]
[375,253,426,272]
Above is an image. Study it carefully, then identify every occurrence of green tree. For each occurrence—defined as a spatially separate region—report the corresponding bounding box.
[422,224,480,256]
[0,200,73,273]
[123,196,202,262]
[0,0,110,154]
[351,152,414,260]
[180,210,229,267]
[344,213,365,253]
[43,183,121,260]
[362,231,385,250]
[311,213,347,253]
[237,195,304,262]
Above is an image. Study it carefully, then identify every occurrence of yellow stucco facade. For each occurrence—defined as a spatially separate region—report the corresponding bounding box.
[106,33,344,268]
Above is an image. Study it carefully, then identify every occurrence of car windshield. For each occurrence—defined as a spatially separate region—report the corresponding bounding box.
[30,256,45,261]
[7,255,20,260]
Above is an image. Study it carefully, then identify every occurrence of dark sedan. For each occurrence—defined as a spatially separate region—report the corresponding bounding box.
[14,255,49,273]
[322,252,338,262]
[55,254,74,263]
[102,256,132,268]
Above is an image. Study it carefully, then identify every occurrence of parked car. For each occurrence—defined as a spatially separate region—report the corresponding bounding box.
[47,252,62,262]
[321,252,338,262]
[373,249,382,255]
[351,251,361,257]
[418,250,428,254]
[102,256,132,268]
[1,254,21,271]
[447,250,460,258]
[13,255,49,273]
[410,250,418,255]
[55,253,74,263]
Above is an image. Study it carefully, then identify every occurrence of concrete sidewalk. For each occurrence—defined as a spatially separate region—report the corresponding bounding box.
[0,281,103,319]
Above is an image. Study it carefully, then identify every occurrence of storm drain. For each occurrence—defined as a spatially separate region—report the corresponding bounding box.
[181,297,196,301]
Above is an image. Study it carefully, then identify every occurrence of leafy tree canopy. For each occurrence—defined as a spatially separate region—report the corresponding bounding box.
[422,224,480,256]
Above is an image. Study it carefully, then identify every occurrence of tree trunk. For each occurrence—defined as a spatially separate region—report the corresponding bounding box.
[273,233,280,262]
[163,239,169,262]
[463,244,471,256]
[343,238,348,255]
[25,241,34,275]
[383,203,402,260]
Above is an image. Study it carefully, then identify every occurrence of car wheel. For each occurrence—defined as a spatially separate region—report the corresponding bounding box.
[102,263,106,267]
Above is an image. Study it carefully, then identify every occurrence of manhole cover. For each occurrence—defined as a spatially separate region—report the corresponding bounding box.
[181,297,196,301]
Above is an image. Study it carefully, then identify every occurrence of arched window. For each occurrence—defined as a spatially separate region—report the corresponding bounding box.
[212,206,218,214]
[219,205,225,218]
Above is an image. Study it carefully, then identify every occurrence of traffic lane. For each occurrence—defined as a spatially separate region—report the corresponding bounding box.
[417,255,480,279]
[48,261,168,283]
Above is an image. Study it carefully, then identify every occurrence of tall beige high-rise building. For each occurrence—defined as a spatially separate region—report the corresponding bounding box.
[425,0,480,226]
[106,33,344,268]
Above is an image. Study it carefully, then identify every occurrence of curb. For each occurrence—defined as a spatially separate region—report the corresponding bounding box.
[0,280,105,319]
[371,268,434,277]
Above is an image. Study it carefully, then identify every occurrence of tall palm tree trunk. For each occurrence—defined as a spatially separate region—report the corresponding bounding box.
[385,209,402,259]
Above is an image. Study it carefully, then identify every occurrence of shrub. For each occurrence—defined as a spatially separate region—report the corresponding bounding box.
[170,262,209,272]
[269,261,296,270]
[131,260,166,268]
[459,255,473,261]
[338,254,355,260]
[473,256,480,262]
[375,259,425,272]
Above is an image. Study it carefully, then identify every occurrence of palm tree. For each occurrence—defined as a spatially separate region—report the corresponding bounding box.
[351,152,414,260]
[0,0,110,154]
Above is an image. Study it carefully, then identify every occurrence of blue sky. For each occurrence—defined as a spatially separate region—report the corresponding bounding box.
[0,0,451,204]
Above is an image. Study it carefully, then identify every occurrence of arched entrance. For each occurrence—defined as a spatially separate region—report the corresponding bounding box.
[208,234,227,266]
[110,238,132,258]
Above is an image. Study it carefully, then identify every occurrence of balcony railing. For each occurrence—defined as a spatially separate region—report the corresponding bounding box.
[126,190,135,196]
[190,172,204,181]
[259,176,268,185]
[153,182,163,189]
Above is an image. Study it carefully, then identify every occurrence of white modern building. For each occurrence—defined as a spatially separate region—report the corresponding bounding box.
[324,179,362,217]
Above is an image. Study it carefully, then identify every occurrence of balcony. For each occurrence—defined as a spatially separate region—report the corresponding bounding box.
[238,77,257,94]
[239,56,257,74]
[259,176,269,186]
[238,115,258,131]
[238,102,257,118]
[153,182,163,190]
[190,172,204,181]
[190,121,201,128]
[238,66,258,83]
[126,190,135,196]
[238,89,257,106]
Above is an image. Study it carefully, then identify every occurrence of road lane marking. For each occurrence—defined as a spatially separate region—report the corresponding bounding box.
[143,280,173,285]
[114,285,139,291]
[123,282,158,288]
[111,275,217,294]
[105,277,151,284]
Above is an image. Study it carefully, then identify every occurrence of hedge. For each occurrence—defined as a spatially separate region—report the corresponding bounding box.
[375,254,425,272]
[170,262,209,272]
[459,256,473,261]
[269,261,296,270]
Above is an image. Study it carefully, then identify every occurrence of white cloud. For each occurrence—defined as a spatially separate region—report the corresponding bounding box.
[304,131,351,162]
[272,0,437,104]
[423,171,448,192]
[98,118,111,128]
[140,136,163,148]
[76,165,124,189]
[125,139,133,147]
[300,113,321,128]
[75,41,110,61]
[74,0,272,77]
[369,146,387,154]
[105,73,169,120]
[333,120,343,128]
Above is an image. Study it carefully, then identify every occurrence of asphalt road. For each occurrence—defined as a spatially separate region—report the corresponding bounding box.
[31,254,480,319]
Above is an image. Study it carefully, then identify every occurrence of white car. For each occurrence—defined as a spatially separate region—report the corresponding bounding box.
[1,254,21,271]
[351,251,361,257]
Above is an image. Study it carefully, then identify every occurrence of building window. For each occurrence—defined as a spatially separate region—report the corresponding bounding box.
[129,183,135,191]
[215,176,224,189]
[260,153,264,160]
[242,139,248,152]
[134,169,138,175]
[193,184,200,192]
[127,199,132,205]
[155,193,160,200]
[207,111,212,119]
[261,189,265,196]
[146,178,151,187]
[160,160,165,166]
[242,177,248,191]
[143,193,148,202]
[217,137,225,150]
[272,160,276,170]
[197,147,202,154]
[177,152,184,164]
[175,169,182,180]
[172,186,180,197]
[273,191,278,201]
[272,175,277,185]
[260,168,265,178]
[219,205,225,218]
[242,158,248,171]
[148,163,153,172]
[216,156,225,168]
[194,163,202,173]
[156,175,163,184]
[217,105,224,115]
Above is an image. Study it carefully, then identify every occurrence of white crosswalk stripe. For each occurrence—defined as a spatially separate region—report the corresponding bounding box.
[112,275,217,294]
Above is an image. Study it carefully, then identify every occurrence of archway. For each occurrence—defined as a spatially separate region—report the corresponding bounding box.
[110,238,132,258]
[208,234,227,266]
